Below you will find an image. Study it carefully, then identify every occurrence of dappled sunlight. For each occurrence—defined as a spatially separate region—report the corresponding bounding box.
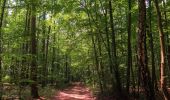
[53,83,96,100]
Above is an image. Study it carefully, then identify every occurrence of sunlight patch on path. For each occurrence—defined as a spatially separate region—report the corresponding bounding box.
[53,83,96,100]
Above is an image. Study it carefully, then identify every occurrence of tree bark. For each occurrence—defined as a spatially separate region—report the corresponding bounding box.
[97,32,106,91]
[51,29,56,84]
[147,0,158,90]
[101,7,118,92]
[30,2,39,98]
[108,0,122,94]
[0,0,6,99]
[86,11,104,93]
[42,12,46,87]
[126,0,132,94]
[162,0,170,82]
[137,0,155,99]
[154,0,170,99]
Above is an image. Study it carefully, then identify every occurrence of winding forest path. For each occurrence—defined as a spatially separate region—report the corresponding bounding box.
[52,82,96,100]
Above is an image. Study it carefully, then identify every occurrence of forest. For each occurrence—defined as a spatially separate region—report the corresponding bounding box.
[0,0,170,100]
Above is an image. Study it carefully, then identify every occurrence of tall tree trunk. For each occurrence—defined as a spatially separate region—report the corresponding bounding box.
[162,0,170,81]
[103,7,117,90]
[0,0,6,99]
[42,12,46,87]
[26,8,31,80]
[102,7,118,93]
[30,2,39,98]
[86,11,103,93]
[154,0,170,99]
[126,0,132,94]
[97,33,106,91]
[137,0,155,99]
[147,0,157,90]
[51,31,56,85]
[108,0,122,94]
[45,26,50,84]
[64,54,71,83]
[65,54,68,83]
[91,34,103,93]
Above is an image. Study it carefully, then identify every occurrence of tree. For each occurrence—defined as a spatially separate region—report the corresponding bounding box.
[126,0,132,94]
[41,11,47,87]
[30,1,39,98]
[1,0,170,99]
[137,0,155,99]
[108,0,122,95]
[162,0,170,80]
[147,0,157,90]
[154,0,170,99]
[0,0,7,99]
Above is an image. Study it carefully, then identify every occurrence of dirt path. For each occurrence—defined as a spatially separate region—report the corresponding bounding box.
[52,83,96,100]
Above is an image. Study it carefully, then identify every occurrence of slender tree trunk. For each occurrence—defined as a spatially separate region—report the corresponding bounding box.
[26,8,31,80]
[147,0,158,90]
[130,61,136,95]
[167,44,170,82]
[65,54,68,83]
[162,0,170,81]
[86,11,103,93]
[30,2,39,98]
[92,34,103,93]
[154,0,170,99]
[108,0,122,94]
[0,0,6,99]
[45,26,50,84]
[102,7,117,92]
[126,0,132,94]
[42,12,46,87]
[94,1,106,92]
[137,0,155,99]
[51,31,56,84]
[97,33,106,91]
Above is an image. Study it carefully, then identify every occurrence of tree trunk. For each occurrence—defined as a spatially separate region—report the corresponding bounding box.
[108,0,122,94]
[162,0,170,83]
[97,33,106,91]
[0,0,6,99]
[42,12,46,87]
[30,2,39,98]
[45,26,50,84]
[137,0,155,99]
[91,33,103,93]
[147,0,158,90]
[154,0,170,99]
[51,30,56,85]
[126,0,132,94]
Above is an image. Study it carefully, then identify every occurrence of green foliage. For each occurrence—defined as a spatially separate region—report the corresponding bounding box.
[2,75,11,83]
[0,0,170,99]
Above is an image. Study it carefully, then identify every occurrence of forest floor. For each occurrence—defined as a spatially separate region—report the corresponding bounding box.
[51,82,96,100]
